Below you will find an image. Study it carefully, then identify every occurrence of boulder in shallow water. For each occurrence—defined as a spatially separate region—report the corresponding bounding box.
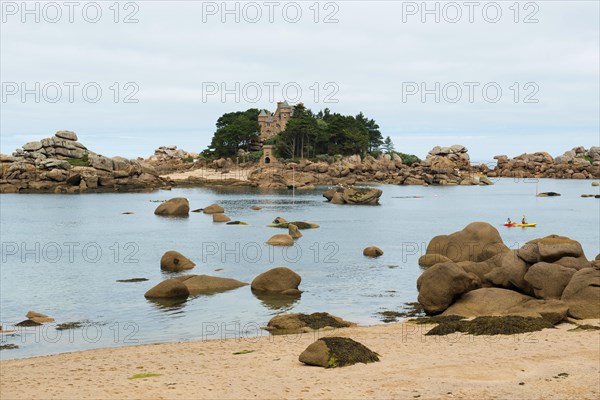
[323,187,383,205]
[251,267,301,295]
[288,223,302,239]
[299,337,379,368]
[26,311,54,323]
[202,204,224,214]
[154,197,190,216]
[363,246,384,257]
[160,251,195,272]
[144,278,190,299]
[213,213,231,223]
[266,234,294,246]
[273,217,288,224]
[176,275,248,295]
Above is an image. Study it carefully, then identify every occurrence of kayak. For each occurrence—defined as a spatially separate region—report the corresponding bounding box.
[504,223,537,227]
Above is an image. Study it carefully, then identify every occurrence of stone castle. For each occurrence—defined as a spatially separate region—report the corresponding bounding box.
[258,101,294,141]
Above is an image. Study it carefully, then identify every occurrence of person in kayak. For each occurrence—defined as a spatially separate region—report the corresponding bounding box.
[506,218,512,225]
[522,215,527,224]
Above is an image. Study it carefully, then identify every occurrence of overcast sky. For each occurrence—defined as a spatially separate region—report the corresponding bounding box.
[1,1,598,161]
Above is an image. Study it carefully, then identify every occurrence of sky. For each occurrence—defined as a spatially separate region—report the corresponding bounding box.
[1,0,599,162]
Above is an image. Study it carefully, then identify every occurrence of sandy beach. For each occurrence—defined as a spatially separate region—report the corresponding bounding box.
[1,321,598,400]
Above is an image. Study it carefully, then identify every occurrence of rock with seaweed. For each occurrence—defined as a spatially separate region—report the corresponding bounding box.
[299,337,380,368]
[263,312,355,334]
[425,316,555,336]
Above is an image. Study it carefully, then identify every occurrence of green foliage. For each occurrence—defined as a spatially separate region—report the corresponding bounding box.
[576,154,593,163]
[205,109,260,158]
[394,152,421,165]
[382,136,395,153]
[67,153,89,166]
[275,104,382,159]
[245,151,263,163]
[182,156,194,163]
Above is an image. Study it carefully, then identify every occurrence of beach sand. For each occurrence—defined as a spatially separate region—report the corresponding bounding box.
[1,321,598,400]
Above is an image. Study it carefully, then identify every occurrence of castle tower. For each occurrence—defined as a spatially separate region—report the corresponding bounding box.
[258,101,294,141]
[261,145,277,165]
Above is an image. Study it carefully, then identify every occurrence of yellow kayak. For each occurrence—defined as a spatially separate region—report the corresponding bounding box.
[504,223,537,227]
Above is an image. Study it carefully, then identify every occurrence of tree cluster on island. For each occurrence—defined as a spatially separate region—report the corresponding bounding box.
[202,104,420,165]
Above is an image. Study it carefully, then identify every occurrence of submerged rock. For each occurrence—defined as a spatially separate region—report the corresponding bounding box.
[299,337,380,368]
[213,213,231,223]
[202,204,224,214]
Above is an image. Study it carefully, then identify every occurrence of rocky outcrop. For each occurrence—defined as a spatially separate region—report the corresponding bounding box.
[561,267,600,319]
[263,312,354,334]
[299,337,380,368]
[417,262,481,314]
[323,187,383,205]
[251,267,301,295]
[441,288,568,324]
[248,146,492,188]
[418,222,509,266]
[418,227,596,321]
[491,147,600,179]
[1,131,166,193]
[160,251,195,272]
[154,198,190,216]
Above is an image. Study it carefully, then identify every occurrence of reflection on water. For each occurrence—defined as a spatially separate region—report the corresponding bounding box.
[252,290,301,312]
[146,297,188,312]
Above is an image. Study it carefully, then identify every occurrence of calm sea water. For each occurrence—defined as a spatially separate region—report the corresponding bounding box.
[1,178,599,359]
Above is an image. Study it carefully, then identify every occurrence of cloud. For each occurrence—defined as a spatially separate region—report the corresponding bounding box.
[1,1,598,160]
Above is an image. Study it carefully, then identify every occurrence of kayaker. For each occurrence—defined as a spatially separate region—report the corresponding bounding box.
[522,215,527,224]
[506,218,512,224]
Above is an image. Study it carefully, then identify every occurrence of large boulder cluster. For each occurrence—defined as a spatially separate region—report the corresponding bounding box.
[490,147,600,179]
[248,145,492,188]
[0,131,165,193]
[417,223,600,322]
